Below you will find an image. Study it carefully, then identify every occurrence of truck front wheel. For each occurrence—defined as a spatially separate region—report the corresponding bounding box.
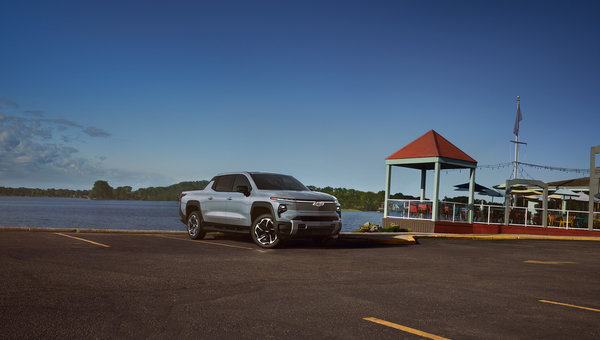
[187,211,206,240]
[251,214,280,248]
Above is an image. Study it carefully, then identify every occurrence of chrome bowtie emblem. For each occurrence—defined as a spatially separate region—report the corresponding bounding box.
[313,202,325,207]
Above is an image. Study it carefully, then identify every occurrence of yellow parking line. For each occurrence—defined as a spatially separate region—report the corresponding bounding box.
[524,260,577,264]
[55,233,110,248]
[363,317,451,340]
[539,300,600,312]
[154,235,254,250]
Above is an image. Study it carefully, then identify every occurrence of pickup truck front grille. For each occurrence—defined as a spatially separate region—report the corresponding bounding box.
[295,201,337,212]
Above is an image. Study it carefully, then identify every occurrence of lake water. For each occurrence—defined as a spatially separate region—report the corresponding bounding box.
[0,196,383,233]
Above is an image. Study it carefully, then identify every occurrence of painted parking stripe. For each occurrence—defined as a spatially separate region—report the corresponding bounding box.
[55,233,110,248]
[154,235,254,250]
[524,260,577,264]
[363,317,451,340]
[539,300,600,313]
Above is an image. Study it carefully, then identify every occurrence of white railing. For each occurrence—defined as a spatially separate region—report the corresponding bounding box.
[387,199,434,220]
[545,209,596,229]
[387,199,600,229]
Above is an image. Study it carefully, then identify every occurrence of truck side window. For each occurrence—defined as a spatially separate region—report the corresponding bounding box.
[233,175,251,192]
[213,175,235,192]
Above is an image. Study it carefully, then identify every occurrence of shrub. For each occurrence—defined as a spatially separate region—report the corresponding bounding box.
[353,222,379,232]
[381,225,412,232]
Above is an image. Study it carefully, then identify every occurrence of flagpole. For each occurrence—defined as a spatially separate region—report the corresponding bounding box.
[513,96,520,179]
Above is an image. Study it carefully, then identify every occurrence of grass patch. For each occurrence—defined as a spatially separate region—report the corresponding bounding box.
[352,223,411,233]
[380,226,412,232]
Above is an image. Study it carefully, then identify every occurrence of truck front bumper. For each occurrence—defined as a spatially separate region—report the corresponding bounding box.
[277,219,342,238]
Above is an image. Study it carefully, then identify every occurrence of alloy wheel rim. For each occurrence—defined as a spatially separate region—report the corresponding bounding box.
[188,214,199,237]
[254,218,277,245]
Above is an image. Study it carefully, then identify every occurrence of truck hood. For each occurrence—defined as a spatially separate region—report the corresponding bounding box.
[266,190,337,202]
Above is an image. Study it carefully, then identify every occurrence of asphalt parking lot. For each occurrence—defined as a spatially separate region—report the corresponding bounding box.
[1,231,599,339]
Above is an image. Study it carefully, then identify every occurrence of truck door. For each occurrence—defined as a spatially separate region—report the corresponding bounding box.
[203,174,235,224]
[227,174,252,226]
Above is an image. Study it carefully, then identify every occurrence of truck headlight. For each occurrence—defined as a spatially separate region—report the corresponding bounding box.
[336,205,341,218]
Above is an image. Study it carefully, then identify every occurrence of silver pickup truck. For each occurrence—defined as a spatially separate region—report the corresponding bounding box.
[179,172,342,248]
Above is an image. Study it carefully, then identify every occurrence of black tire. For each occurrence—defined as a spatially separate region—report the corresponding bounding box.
[251,214,280,248]
[187,211,206,240]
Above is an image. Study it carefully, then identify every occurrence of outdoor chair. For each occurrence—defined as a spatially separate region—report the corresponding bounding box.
[409,204,418,216]
[443,206,450,220]
[418,204,428,218]
[567,216,575,228]
[558,217,567,228]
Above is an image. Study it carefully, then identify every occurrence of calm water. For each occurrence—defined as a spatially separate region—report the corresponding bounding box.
[0,196,382,233]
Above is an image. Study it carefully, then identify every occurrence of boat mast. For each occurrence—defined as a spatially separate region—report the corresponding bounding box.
[511,96,525,178]
[513,96,520,178]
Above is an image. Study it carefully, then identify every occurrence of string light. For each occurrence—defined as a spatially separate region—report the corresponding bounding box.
[474,162,590,174]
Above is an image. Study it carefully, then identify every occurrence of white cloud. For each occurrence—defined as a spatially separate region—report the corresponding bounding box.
[83,126,111,137]
[0,98,168,189]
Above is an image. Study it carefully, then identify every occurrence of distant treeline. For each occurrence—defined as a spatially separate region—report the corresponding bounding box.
[307,186,418,212]
[0,180,210,201]
[1,181,423,211]
[0,187,89,198]
[89,180,210,201]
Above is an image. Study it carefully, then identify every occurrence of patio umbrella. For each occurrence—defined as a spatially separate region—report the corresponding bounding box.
[493,183,527,190]
[508,188,542,207]
[553,188,579,211]
[553,188,579,197]
[454,182,502,202]
[511,188,542,195]
[572,192,589,202]
[481,188,503,198]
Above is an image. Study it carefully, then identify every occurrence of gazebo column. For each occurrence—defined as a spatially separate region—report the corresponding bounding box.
[420,169,426,201]
[542,187,548,228]
[383,164,391,218]
[432,162,441,221]
[504,180,511,226]
[468,168,475,224]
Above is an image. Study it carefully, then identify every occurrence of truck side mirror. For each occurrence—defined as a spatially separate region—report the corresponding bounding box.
[236,185,251,197]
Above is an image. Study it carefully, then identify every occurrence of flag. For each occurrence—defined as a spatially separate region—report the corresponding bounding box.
[513,100,522,136]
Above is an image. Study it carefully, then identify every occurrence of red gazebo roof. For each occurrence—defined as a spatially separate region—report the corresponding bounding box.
[386,130,476,163]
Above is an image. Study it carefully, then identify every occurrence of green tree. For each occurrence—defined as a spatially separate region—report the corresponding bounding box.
[114,186,132,200]
[90,180,114,200]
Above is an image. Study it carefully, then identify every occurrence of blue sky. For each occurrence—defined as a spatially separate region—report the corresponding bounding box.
[1,0,598,199]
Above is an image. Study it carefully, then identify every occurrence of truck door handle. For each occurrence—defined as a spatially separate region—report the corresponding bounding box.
[227,197,232,200]
[208,197,213,200]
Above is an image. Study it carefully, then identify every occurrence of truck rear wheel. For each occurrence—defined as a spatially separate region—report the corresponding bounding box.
[251,214,280,248]
[187,211,206,240]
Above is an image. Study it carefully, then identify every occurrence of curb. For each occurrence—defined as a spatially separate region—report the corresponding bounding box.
[412,234,600,242]
[340,233,416,245]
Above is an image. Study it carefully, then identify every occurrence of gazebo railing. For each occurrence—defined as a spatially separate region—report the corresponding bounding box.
[387,199,434,220]
[387,199,600,229]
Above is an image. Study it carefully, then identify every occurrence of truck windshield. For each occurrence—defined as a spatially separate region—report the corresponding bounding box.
[250,174,308,191]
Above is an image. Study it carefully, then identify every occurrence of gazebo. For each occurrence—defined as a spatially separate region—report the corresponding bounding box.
[384,130,478,228]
